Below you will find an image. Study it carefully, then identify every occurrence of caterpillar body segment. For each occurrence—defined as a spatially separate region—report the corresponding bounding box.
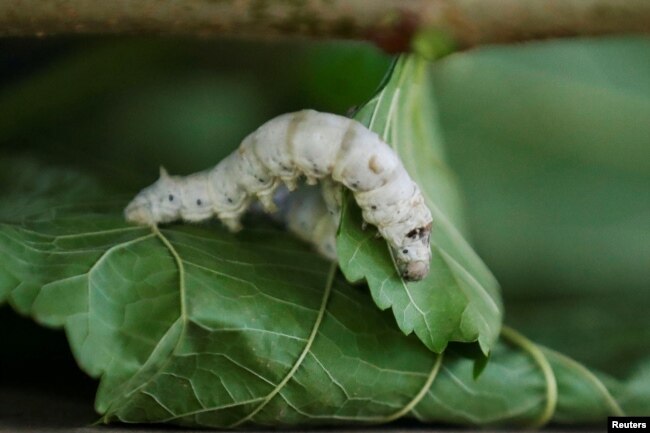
[125,109,433,280]
[285,185,338,262]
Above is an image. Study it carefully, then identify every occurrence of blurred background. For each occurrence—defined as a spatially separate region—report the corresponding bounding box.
[0,35,648,416]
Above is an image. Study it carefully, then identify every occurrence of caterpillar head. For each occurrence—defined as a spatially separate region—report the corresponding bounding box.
[125,167,182,225]
[393,223,432,281]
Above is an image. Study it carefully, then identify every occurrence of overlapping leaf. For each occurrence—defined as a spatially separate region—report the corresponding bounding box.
[0,159,636,428]
[338,55,502,353]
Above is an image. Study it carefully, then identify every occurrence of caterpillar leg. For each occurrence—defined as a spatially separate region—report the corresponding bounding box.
[282,177,298,191]
[320,178,342,221]
[257,190,279,213]
[221,217,243,232]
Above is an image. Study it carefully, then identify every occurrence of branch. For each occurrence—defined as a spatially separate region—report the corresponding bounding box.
[1,0,649,51]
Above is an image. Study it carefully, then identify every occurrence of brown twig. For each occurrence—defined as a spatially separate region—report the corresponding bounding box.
[1,0,649,51]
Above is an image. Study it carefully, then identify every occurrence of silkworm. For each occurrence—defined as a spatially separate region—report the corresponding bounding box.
[124,109,433,280]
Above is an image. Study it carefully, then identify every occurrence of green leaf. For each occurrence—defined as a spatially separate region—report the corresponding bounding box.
[0,158,636,428]
[431,37,650,299]
[338,55,502,354]
[616,361,650,416]
[426,38,650,383]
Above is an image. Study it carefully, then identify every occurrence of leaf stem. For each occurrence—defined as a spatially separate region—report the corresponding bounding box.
[501,325,557,428]
[99,225,187,421]
[543,347,625,417]
[227,261,337,427]
[382,353,443,423]
[153,225,187,320]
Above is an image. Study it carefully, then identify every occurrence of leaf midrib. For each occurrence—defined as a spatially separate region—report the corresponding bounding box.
[100,225,189,417]
[226,261,337,427]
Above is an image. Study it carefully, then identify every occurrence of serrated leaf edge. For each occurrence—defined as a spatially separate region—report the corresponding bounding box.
[351,55,501,353]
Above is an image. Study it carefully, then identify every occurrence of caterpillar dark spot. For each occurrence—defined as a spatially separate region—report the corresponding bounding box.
[125,109,433,281]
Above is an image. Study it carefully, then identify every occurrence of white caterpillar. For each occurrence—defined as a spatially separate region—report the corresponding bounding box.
[124,110,433,280]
